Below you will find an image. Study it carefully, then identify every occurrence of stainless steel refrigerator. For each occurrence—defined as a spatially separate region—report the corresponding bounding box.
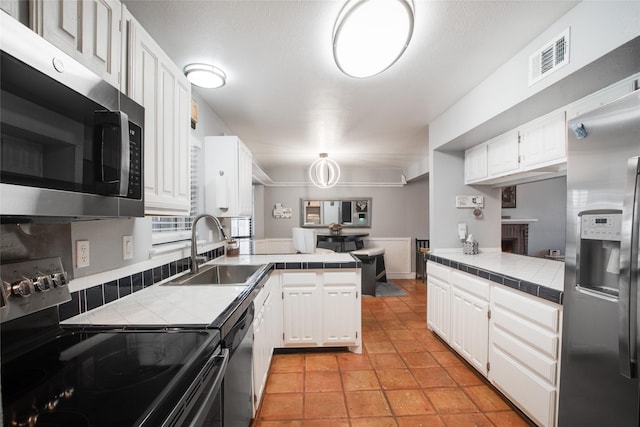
[559,89,640,426]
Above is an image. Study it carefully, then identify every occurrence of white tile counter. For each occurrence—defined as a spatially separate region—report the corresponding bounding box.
[62,252,360,328]
[427,251,565,304]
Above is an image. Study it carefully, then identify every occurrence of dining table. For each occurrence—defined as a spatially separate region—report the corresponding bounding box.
[316,232,369,252]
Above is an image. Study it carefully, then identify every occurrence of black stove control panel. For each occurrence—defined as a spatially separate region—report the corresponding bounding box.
[0,257,70,323]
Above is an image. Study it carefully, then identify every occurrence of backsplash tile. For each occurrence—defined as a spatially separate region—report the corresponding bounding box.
[59,248,225,321]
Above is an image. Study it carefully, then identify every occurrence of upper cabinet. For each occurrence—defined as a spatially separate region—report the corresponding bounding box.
[31,0,122,88]
[124,8,192,216]
[519,111,566,170]
[204,136,253,217]
[487,129,520,177]
[464,109,566,185]
[464,143,488,183]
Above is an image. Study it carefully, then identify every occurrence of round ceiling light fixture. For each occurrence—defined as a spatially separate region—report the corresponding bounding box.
[309,153,341,188]
[333,0,414,78]
[183,63,226,88]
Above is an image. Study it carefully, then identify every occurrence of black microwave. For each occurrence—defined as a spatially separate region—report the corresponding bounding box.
[0,13,144,219]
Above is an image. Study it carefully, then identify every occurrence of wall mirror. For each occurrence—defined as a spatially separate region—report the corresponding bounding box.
[301,198,371,228]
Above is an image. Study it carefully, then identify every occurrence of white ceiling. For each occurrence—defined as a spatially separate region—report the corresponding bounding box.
[122,0,578,173]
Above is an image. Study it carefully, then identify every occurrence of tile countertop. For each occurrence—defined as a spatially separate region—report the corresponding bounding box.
[62,252,360,328]
[426,251,565,305]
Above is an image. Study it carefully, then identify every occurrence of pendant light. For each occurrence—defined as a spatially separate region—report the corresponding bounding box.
[309,153,341,188]
[333,0,415,78]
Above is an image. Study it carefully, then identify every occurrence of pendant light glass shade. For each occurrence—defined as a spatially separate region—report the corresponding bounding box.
[184,63,226,88]
[309,153,341,188]
[333,0,414,78]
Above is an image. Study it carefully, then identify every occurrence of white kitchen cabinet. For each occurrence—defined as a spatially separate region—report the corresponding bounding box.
[252,274,278,414]
[322,271,360,348]
[489,286,561,427]
[281,271,322,347]
[426,262,562,426]
[278,269,361,353]
[1,0,21,19]
[204,136,253,217]
[519,110,566,170]
[31,0,122,88]
[487,129,520,177]
[450,271,490,376]
[125,9,191,215]
[464,143,488,184]
[426,263,451,342]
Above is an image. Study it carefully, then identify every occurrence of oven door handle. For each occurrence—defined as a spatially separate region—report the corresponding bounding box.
[189,347,229,427]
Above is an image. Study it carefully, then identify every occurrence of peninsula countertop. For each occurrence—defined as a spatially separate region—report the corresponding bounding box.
[62,252,361,328]
[426,250,565,304]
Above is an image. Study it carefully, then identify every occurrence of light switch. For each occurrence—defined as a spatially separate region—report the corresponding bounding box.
[123,235,133,260]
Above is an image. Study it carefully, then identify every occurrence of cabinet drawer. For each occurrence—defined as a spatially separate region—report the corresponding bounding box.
[491,323,557,384]
[491,345,556,427]
[451,271,490,300]
[427,262,451,282]
[492,304,559,359]
[281,271,318,287]
[492,286,560,333]
[323,270,359,286]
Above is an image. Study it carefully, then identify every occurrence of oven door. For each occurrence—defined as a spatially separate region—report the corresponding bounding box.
[162,347,229,427]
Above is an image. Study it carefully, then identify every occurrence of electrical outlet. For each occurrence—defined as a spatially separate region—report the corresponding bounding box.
[123,235,133,260]
[76,240,90,268]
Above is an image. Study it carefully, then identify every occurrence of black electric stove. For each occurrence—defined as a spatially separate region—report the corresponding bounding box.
[1,258,226,427]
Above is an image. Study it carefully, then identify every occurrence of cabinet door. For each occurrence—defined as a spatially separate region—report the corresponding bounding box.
[204,136,253,217]
[322,270,361,352]
[450,285,489,375]
[427,275,450,342]
[126,11,191,215]
[32,0,121,88]
[464,143,488,183]
[252,299,267,414]
[282,272,321,347]
[487,130,520,177]
[237,141,253,216]
[519,110,566,169]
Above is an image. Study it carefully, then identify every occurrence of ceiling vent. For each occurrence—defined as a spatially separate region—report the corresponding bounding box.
[528,28,570,86]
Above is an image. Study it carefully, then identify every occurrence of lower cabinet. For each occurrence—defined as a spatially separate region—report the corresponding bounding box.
[252,269,361,413]
[450,271,490,376]
[426,263,562,427]
[489,286,561,427]
[426,263,451,342]
[252,274,279,414]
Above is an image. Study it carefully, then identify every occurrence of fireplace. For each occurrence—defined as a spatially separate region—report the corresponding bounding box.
[502,224,529,255]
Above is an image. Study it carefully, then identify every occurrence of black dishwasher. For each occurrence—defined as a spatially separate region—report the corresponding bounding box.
[221,303,255,427]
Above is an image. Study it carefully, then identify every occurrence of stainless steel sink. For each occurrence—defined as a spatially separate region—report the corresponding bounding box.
[164,264,265,286]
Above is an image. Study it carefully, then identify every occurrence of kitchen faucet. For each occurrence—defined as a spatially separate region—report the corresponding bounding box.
[191,214,230,274]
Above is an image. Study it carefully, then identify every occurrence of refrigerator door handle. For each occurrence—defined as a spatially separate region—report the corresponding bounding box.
[619,155,640,378]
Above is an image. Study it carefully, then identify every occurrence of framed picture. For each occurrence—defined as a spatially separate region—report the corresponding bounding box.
[502,186,516,208]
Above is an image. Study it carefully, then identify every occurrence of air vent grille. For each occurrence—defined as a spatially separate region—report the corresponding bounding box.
[528,28,570,86]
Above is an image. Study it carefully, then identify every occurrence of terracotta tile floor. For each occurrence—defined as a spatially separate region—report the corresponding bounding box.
[252,279,532,426]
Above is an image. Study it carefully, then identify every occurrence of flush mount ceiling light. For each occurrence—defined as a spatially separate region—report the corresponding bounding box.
[333,0,414,78]
[309,153,341,188]
[183,63,226,88]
